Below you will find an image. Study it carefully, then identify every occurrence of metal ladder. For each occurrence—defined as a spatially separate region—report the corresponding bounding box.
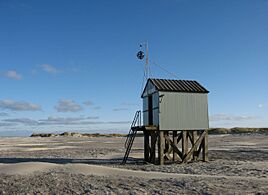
[121,110,141,164]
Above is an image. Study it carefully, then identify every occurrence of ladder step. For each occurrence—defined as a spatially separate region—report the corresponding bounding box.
[122,110,141,165]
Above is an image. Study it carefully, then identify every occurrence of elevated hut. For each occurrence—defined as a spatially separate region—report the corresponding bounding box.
[123,78,209,165]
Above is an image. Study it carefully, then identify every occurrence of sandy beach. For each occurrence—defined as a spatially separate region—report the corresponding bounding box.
[0,133,267,194]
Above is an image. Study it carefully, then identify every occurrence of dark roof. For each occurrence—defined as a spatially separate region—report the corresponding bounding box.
[148,78,209,93]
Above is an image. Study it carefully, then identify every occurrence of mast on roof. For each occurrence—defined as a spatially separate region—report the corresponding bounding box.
[137,41,149,80]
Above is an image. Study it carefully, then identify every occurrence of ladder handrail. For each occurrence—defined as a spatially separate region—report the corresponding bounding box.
[122,110,142,164]
[124,110,141,148]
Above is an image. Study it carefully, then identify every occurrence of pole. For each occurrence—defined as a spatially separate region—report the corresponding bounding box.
[145,42,149,79]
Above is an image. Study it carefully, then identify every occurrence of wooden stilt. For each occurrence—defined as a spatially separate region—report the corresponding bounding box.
[192,130,198,161]
[144,131,150,162]
[182,131,188,159]
[143,129,208,165]
[173,131,178,161]
[150,131,156,164]
[203,130,208,162]
[158,131,164,165]
[183,130,206,163]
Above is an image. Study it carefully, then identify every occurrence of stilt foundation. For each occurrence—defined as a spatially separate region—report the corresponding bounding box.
[143,130,208,165]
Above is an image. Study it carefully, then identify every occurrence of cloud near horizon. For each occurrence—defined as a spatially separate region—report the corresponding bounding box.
[3,70,22,80]
[55,99,83,112]
[1,116,130,126]
[0,99,41,111]
[0,112,8,117]
[113,108,130,111]
[210,114,258,122]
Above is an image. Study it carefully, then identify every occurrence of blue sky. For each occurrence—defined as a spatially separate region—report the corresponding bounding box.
[0,0,267,135]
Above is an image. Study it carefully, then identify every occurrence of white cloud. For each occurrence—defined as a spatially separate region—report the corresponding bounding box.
[0,112,8,117]
[258,104,263,108]
[0,122,17,127]
[55,99,83,112]
[83,101,93,106]
[1,116,129,126]
[113,108,129,111]
[4,70,22,80]
[0,99,41,111]
[210,113,257,122]
[40,64,59,74]
[3,118,38,125]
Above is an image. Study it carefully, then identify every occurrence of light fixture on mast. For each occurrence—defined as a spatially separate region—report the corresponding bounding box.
[136,42,149,79]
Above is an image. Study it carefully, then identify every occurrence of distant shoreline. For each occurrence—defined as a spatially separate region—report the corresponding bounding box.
[28,128,268,138]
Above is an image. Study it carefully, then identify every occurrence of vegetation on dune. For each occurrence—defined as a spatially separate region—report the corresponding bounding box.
[30,132,127,138]
[208,127,268,134]
[30,128,268,138]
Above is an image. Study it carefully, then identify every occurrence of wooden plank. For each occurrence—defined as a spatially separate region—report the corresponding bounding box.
[144,131,150,162]
[192,130,198,161]
[182,131,188,158]
[177,131,182,143]
[182,130,206,163]
[202,130,208,162]
[187,131,193,145]
[165,133,173,161]
[158,131,164,165]
[150,131,156,164]
[164,134,182,161]
[173,131,179,161]
[144,126,158,131]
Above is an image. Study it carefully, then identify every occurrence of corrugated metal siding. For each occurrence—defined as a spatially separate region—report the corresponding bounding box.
[152,93,159,125]
[143,96,148,111]
[159,92,209,130]
[143,111,149,126]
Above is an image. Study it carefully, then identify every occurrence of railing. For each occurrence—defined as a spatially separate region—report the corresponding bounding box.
[122,110,142,164]
[124,110,141,148]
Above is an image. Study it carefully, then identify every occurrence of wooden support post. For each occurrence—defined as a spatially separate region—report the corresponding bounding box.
[150,131,156,164]
[183,130,206,163]
[158,131,164,165]
[144,131,150,162]
[192,130,198,161]
[173,131,178,161]
[182,131,188,159]
[202,130,208,162]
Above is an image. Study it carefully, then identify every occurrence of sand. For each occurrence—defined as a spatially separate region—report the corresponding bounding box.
[0,134,267,194]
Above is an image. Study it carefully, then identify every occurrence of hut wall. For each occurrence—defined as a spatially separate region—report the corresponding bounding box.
[159,92,209,130]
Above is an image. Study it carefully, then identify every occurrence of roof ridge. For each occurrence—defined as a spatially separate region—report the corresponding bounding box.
[146,78,209,94]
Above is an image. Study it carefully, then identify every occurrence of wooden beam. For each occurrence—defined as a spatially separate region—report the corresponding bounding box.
[150,131,157,164]
[202,130,208,162]
[173,131,179,161]
[144,126,158,131]
[192,130,198,161]
[144,131,150,162]
[164,134,173,161]
[182,131,188,158]
[164,134,182,161]
[177,131,183,143]
[158,131,165,165]
[187,131,193,145]
[182,130,206,163]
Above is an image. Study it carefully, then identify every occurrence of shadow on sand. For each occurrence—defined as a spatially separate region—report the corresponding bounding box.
[0,157,144,165]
